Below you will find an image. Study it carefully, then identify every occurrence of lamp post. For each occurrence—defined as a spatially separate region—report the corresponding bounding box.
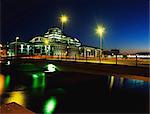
[44,39,49,56]
[96,25,106,59]
[59,14,68,31]
[15,36,19,56]
[59,14,69,59]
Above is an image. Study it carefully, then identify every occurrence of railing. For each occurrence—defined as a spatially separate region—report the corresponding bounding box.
[1,55,150,67]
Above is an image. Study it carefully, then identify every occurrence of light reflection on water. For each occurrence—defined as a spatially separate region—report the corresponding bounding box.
[109,76,115,91]
[108,75,149,91]
[0,63,149,113]
[5,91,26,107]
[124,78,147,89]
[32,72,46,89]
[43,97,57,114]
[0,74,5,96]
[45,64,57,73]
[108,76,126,95]
[4,74,10,89]
[120,77,124,87]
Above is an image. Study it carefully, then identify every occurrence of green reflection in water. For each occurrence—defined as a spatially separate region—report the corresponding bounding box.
[44,97,57,114]
[56,88,65,93]
[5,75,10,88]
[32,72,46,89]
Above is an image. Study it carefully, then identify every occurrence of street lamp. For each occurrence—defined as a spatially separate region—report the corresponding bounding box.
[96,25,106,58]
[44,39,49,45]
[15,36,19,56]
[44,39,49,55]
[59,14,69,58]
[59,14,68,31]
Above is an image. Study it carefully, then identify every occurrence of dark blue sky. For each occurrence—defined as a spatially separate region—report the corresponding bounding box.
[1,0,149,50]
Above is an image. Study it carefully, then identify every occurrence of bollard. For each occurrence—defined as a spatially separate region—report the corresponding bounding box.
[136,55,137,66]
[66,55,67,61]
[75,54,76,62]
[99,55,101,63]
[58,55,59,60]
[86,53,87,62]
[116,54,117,65]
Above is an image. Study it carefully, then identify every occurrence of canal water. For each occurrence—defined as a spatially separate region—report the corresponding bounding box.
[0,63,149,113]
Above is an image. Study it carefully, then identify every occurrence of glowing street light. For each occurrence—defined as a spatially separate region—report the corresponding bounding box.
[59,14,68,31]
[15,36,20,56]
[44,39,49,55]
[96,25,105,38]
[95,25,106,58]
[16,36,19,41]
[44,39,49,45]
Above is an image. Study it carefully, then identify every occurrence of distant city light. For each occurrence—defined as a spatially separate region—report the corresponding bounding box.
[44,97,57,114]
[127,55,150,58]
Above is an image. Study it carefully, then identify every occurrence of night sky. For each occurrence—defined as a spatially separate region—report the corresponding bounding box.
[1,0,149,51]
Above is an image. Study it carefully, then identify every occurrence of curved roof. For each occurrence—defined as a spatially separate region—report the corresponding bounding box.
[9,42,27,45]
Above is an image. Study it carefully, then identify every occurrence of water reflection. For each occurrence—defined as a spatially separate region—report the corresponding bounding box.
[108,75,148,90]
[5,91,26,106]
[124,79,146,89]
[0,74,5,96]
[45,64,57,72]
[43,97,57,114]
[6,61,11,65]
[120,77,124,87]
[32,72,46,89]
[4,74,10,89]
[109,76,114,90]
[1,63,149,113]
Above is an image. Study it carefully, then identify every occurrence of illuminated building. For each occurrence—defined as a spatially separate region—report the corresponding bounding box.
[8,27,81,57]
[79,45,100,58]
[7,27,121,58]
